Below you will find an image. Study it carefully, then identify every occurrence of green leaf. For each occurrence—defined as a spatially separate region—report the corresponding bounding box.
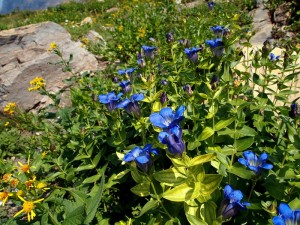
[82,174,102,184]
[236,125,257,137]
[214,118,235,131]
[189,153,216,167]
[187,140,201,150]
[131,182,150,197]
[92,152,102,167]
[84,174,105,224]
[137,199,159,217]
[200,201,217,225]
[200,174,223,196]
[234,137,254,151]
[153,167,187,186]
[198,127,215,141]
[62,203,85,225]
[75,164,95,172]
[186,214,208,225]
[264,180,286,200]
[229,163,254,179]
[163,182,200,202]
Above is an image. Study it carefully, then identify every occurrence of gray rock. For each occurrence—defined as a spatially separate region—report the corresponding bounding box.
[274,2,292,26]
[0,21,98,112]
[84,30,106,46]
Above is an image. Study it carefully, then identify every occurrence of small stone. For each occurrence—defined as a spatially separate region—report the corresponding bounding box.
[80,17,93,26]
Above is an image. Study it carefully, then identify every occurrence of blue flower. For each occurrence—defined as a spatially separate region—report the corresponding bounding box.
[183,84,193,95]
[123,144,159,172]
[210,75,219,90]
[137,53,146,67]
[270,53,280,61]
[149,105,185,131]
[120,80,132,93]
[289,103,298,119]
[142,45,156,59]
[178,39,191,48]
[272,203,300,225]
[158,126,185,156]
[238,150,273,175]
[207,1,216,10]
[98,92,123,112]
[219,185,250,219]
[160,92,168,104]
[184,47,202,63]
[205,38,224,57]
[161,80,168,86]
[116,93,144,117]
[210,25,230,37]
[166,32,174,43]
[118,68,136,76]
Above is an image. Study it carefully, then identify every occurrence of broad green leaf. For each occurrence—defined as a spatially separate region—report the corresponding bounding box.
[84,174,105,224]
[186,214,208,225]
[234,137,254,151]
[131,182,150,197]
[198,127,215,141]
[152,101,162,112]
[187,140,201,150]
[62,204,85,225]
[163,182,201,202]
[131,166,147,183]
[264,181,286,200]
[200,201,217,225]
[189,153,216,167]
[82,173,102,184]
[184,199,200,217]
[200,174,223,196]
[137,199,159,217]
[214,118,235,131]
[236,125,257,137]
[228,163,254,179]
[153,167,187,186]
[92,152,102,166]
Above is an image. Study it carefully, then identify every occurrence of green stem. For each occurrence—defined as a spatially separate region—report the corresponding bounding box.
[248,176,258,201]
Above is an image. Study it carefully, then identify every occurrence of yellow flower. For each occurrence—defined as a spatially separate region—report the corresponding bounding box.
[18,161,31,173]
[3,102,16,115]
[296,43,300,49]
[81,37,90,45]
[0,191,13,205]
[41,151,47,158]
[14,196,44,222]
[138,28,146,38]
[36,182,50,191]
[47,42,57,51]
[4,121,10,126]
[10,178,19,188]
[118,25,124,32]
[117,44,123,50]
[2,173,12,182]
[16,190,24,197]
[28,77,46,92]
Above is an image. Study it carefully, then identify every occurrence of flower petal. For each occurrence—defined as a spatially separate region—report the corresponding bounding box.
[259,152,268,161]
[160,108,175,124]
[116,99,130,109]
[150,113,168,128]
[238,158,248,166]
[278,203,293,219]
[229,190,243,202]
[223,185,233,198]
[261,163,273,170]
[136,155,150,164]
[272,216,285,225]
[175,105,185,118]
[158,131,169,144]
[243,150,256,162]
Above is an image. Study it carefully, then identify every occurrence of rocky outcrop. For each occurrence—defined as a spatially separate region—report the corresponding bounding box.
[0,21,99,111]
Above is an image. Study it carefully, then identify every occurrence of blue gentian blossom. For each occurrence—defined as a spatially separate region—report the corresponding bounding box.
[270,53,280,61]
[99,92,123,112]
[116,93,144,117]
[158,126,185,156]
[183,84,193,95]
[120,80,132,93]
[210,75,219,90]
[238,150,273,175]
[160,92,168,104]
[184,47,202,63]
[161,80,168,86]
[123,144,159,173]
[289,102,298,119]
[272,203,300,225]
[207,1,216,10]
[142,45,156,59]
[166,32,174,43]
[149,105,185,131]
[118,68,136,76]
[137,53,146,67]
[210,25,230,37]
[205,38,224,57]
[219,185,250,219]
[178,39,191,48]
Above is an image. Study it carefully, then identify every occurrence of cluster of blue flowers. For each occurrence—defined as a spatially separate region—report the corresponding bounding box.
[150,105,185,157]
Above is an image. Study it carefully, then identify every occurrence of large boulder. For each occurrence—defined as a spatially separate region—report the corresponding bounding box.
[0,21,99,112]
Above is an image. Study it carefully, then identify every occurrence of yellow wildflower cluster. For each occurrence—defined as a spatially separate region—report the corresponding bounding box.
[3,102,16,115]
[4,121,10,126]
[47,42,57,51]
[117,44,123,50]
[81,37,90,45]
[28,77,46,92]
[0,191,13,205]
[138,28,146,38]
